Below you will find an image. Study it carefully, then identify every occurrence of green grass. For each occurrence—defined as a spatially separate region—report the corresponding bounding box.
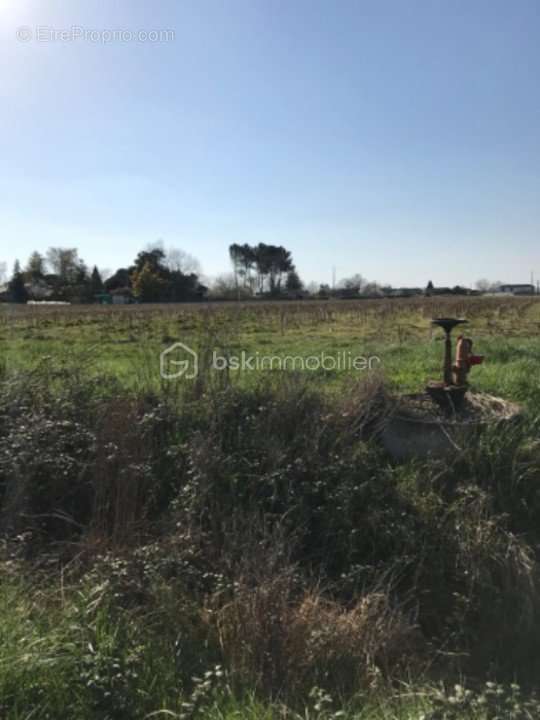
[0,575,435,720]
[2,571,534,720]
[3,297,540,406]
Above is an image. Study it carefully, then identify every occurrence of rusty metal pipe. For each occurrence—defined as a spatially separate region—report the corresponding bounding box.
[443,330,453,385]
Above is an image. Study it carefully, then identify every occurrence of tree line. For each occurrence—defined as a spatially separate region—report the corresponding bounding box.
[1,242,513,304]
[1,245,206,304]
[1,242,307,304]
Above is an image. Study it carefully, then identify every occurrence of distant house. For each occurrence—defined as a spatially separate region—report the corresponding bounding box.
[498,284,536,296]
[110,287,134,304]
[95,292,113,305]
[27,300,70,306]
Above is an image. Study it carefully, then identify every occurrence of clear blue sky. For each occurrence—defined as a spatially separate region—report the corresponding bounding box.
[1,0,539,287]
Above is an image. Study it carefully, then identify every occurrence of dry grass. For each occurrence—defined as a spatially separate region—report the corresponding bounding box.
[215,561,422,697]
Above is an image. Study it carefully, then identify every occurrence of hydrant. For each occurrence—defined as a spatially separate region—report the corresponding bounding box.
[453,336,484,386]
[428,318,484,412]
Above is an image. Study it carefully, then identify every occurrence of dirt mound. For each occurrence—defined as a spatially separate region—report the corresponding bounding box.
[393,391,520,425]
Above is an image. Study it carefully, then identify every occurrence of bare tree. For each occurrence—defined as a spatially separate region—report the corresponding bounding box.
[209,272,246,299]
[144,239,202,276]
[46,247,80,283]
[475,279,503,293]
[361,281,383,297]
[475,278,491,292]
[338,273,365,292]
[0,262,6,285]
[166,247,202,275]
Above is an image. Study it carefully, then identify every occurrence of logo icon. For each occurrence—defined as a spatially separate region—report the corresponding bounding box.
[160,342,198,380]
[17,26,33,42]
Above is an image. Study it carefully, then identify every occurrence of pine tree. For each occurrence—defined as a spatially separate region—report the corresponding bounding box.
[90,266,104,295]
[286,270,303,292]
[26,251,45,279]
[8,260,28,303]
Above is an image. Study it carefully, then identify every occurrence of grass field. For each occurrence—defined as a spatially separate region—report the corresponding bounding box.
[2,296,540,719]
[3,296,540,400]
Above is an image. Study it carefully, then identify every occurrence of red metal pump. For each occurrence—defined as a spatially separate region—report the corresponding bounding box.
[427,318,485,412]
[453,335,484,385]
